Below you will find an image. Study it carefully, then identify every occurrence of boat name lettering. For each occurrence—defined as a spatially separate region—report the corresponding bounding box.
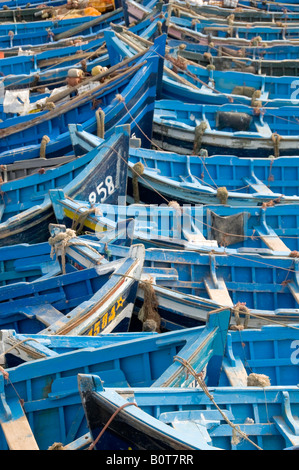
[87,295,125,336]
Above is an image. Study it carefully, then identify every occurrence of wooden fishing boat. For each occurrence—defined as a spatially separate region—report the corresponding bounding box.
[0,330,155,366]
[27,227,299,330]
[169,38,299,76]
[105,26,299,107]
[70,124,299,207]
[78,374,299,450]
[96,243,299,330]
[0,309,230,449]
[171,0,299,22]
[175,0,299,21]
[0,35,165,162]
[0,36,107,88]
[219,322,299,387]
[0,241,144,335]
[49,189,299,257]
[0,8,124,48]
[170,14,299,43]
[153,100,299,158]
[168,12,299,47]
[0,124,129,246]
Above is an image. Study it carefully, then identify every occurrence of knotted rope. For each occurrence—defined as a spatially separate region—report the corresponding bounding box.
[48,228,104,273]
[173,355,263,450]
[138,280,161,333]
[40,135,50,159]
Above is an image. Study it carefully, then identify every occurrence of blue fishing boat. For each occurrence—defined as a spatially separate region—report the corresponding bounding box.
[102,244,299,330]
[0,220,133,288]
[219,323,299,387]
[104,26,299,107]
[0,15,104,36]
[168,15,299,47]
[0,39,108,90]
[0,8,124,48]
[153,100,299,157]
[0,241,144,335]
[0,35,165,162]
[0,330,155,366]
[179,0,299,20]
[22,229,299,330]
[0,36,105,77]
[49,189,299,257]
[78,374,299,450]
[70,124,299,207]
[0,124,129,246]
[170,13,299,42]
[0,309,230,449]
[168,38,299,76]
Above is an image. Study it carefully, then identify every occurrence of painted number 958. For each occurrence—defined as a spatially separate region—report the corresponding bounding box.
[89,175,115,204]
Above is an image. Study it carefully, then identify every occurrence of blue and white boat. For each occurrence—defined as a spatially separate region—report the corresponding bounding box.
[78,373,299,450]
[0,35,165,162]
[153,100,299,157]
[0,309,230,449]
[0,124,129,246]
[49,190,299,257]
[70,124,299,207]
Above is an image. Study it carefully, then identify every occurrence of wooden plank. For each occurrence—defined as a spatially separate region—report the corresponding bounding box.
[243,177,274,195]
[254,225,290,253]
[222,357,248,387]
[204,277,234,307]
[288,282,299,305]
[1,414,39,450]
[273,416,299,447]
[22,304,65,327]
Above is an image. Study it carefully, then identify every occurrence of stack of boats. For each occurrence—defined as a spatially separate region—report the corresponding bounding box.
[0,0,299,452]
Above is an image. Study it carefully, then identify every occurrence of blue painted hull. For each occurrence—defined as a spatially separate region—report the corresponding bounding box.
[220,323,299,387]
[0,310,230,449]
[153,100,299,157]
[70,125,299,207]
[0,35,165,162]
[79,375,299,450]
[0,125,130,246]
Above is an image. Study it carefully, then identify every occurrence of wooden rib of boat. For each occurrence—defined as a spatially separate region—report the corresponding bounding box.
[0,309,230,449]
[78,374,299,450]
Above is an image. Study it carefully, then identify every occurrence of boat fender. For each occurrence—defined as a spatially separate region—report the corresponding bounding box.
[271,132,281,158]
[138,281,161,333]
[232,85,256,98]
[216,111,252,131]
[247,373,270,387]
[193,121,207,155]
[216,187,228,205]
[95,108,105,138]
